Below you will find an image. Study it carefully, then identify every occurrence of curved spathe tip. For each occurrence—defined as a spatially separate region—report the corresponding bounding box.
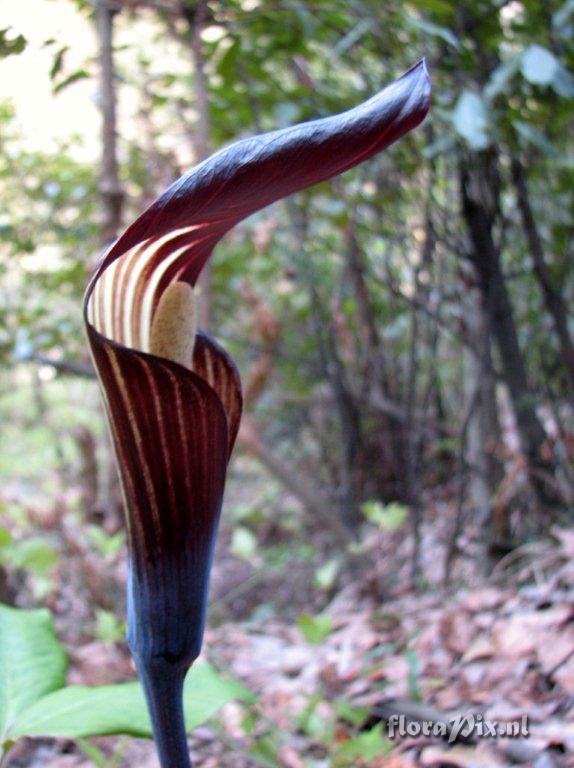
[88,60,432,289]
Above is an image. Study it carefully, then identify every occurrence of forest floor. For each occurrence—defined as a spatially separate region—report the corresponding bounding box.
[4,464,574,768]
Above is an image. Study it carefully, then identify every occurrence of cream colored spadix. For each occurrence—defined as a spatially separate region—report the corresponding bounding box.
[149,282,197,369]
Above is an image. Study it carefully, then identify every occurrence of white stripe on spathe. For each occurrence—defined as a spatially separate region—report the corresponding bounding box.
[88,226,195,352]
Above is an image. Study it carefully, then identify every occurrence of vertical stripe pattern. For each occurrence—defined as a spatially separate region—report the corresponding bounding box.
[82,61,430,768]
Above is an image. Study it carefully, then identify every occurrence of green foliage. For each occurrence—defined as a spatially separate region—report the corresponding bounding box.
[333,700,369,727]
[12,667,252,741]
[0,604,254,759]
[295,696,391,765]
[362,502,408,531]
[0,104,98,363]
[230,526,259,562]
[0,28,26,58]
[296,693,334,742]
[86,526,125,559]
[314,558,341,590]
[521,44,560,85]
[0,605,67,748]
[93,609,125,643]
[0,535,58,576]
[44,40,91,94]
[405,648,423,703]
[333,726,392,765]
[0,524,59,599]
[53,69,90,94]
[297,613,333,644]
[452,91,491,150]
[77,739,126,768]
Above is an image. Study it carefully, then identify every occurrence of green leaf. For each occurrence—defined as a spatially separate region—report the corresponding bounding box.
[422,135,456,159]
[8,537,58,575]
[230,526,258,561]
[452,91,490,150]
[0,528,12,548]
[93,609,125,643]
[484,57,520,101]
[314,558,340,590]
[0,605,253,749]
[50,46,69,81]
[514,121,558,156]
[405,648,422,703]
[334,726,392,763]
[53,69,89,94]
[407,0,456,16]
[0,28,27,58]
[297,613,333,644]
[552,65,574,98]
[216,38,239,85]
[296,693,333,741]
[250,733,281,764]
[521,45,559,86]
[334,19,372,55]
[333,700,369,727]
[86,526,124,558]
[406,15,459,49]
[0,605,67,744]
[77,739,108,768]
[553,0,574,31]
[12,663,254,740]
[361,501,408,531]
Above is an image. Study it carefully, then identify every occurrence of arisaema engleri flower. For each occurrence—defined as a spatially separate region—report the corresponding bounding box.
[84,61,430,768]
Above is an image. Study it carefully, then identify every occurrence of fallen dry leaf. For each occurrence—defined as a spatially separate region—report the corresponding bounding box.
[439,611,477,657]
[462,636,496,663]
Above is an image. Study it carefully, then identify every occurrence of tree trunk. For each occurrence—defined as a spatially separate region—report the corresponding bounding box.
[95,0,124,247]
[94,0,124,526]
[511,157,574,393]
[463,285,504,565]
[181,0,212,331]
[459,153,557,506]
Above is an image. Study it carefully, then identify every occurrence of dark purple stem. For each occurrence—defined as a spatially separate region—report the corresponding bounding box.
[135,658,192,768]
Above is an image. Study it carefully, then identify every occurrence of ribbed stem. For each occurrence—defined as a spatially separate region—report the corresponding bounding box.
[136,659,191,768]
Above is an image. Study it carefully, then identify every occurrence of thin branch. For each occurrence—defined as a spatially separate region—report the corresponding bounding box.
[22,354,96,379]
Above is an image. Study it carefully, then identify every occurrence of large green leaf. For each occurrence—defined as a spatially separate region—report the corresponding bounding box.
[0,605,254,749]
[0,604,67,743]
[452,91,490,150]
[521,45,558,85]
[12,663,253,740]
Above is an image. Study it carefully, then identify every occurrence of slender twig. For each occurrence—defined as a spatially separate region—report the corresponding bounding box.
[22,353,96,379]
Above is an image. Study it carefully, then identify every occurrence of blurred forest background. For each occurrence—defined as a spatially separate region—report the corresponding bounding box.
[0,0,573,766]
